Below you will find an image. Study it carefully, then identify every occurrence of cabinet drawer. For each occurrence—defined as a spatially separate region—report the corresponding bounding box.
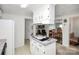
[32,40,44,49]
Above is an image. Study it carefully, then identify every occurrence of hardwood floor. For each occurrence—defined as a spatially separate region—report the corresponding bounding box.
[57,43,79,55]
[15,40,79,55]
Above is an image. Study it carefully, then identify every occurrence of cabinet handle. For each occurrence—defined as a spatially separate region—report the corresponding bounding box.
[44,51,45,54]
[48,8,49,10]
[43,50,45,54]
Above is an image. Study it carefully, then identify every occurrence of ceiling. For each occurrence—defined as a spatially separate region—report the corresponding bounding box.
[55,4,79,17]
[1,4,79,18]
[0,4,45,17]
[0,4,34,16]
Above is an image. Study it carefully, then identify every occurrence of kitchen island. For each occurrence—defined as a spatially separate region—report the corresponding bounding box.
[30,35,57,55]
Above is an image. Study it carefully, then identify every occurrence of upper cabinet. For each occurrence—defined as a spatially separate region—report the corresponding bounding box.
[33,4,55,24]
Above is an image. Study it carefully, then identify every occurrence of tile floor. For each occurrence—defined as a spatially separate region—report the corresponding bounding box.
[15,40,79,55]
[15,40,31,55]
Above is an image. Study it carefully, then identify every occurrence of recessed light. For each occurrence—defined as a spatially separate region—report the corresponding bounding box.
[20,4,28,8]
[59,24,62,28]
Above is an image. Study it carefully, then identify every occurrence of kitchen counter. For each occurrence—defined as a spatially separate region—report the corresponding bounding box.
[31,35,57,46]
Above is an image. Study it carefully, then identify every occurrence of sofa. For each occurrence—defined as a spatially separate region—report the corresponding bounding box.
[70,32,79,45]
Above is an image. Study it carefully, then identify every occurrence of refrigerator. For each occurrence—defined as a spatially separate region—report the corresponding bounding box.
[0,19,15,55]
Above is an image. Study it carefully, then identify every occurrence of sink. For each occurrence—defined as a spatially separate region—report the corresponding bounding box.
[40,37,49,41]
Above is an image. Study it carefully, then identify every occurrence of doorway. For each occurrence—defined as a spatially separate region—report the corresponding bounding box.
[25,18,33,44]
[69,16,79,47]
[15,19,33,55]
[55,18,62,45]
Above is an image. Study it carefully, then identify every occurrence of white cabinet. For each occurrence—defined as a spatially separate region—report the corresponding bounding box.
[33,9,41,24]
[33,4,55,24]
[30,36,56,55]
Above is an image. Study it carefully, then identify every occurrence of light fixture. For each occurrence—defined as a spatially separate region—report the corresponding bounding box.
[59,24,62,28]
[20,4,28,8]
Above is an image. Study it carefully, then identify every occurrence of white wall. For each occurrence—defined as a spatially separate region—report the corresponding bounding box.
[70,16,79,37]
[69,17,74,33]
[2,13,32,48]
[73,19,79,37]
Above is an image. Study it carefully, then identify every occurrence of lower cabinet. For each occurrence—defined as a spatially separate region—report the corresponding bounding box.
[30,38,56,55]
[31,43,45,55]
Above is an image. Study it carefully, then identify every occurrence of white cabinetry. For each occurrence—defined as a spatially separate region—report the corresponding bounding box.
[33,4,55,24]
[33,9,41,24]
[30,37,56,55]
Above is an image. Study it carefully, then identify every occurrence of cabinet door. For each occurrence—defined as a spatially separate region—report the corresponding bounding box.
[36,43,46,55]
[42,4,55,24]
[33,9,41,24]
[33,4,55,24]
[33,12,36,24]
[41,5,50,24]
[31,42,41,55]
[42,10,50,24]
[38,49,46,55]
[49,5,55,24]
[34,16,40,24]
[31,43,36,54]
[44,42,56,55]
[33,14,39,24]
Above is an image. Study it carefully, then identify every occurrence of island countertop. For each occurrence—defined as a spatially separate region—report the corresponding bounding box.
[31,35,57,46]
